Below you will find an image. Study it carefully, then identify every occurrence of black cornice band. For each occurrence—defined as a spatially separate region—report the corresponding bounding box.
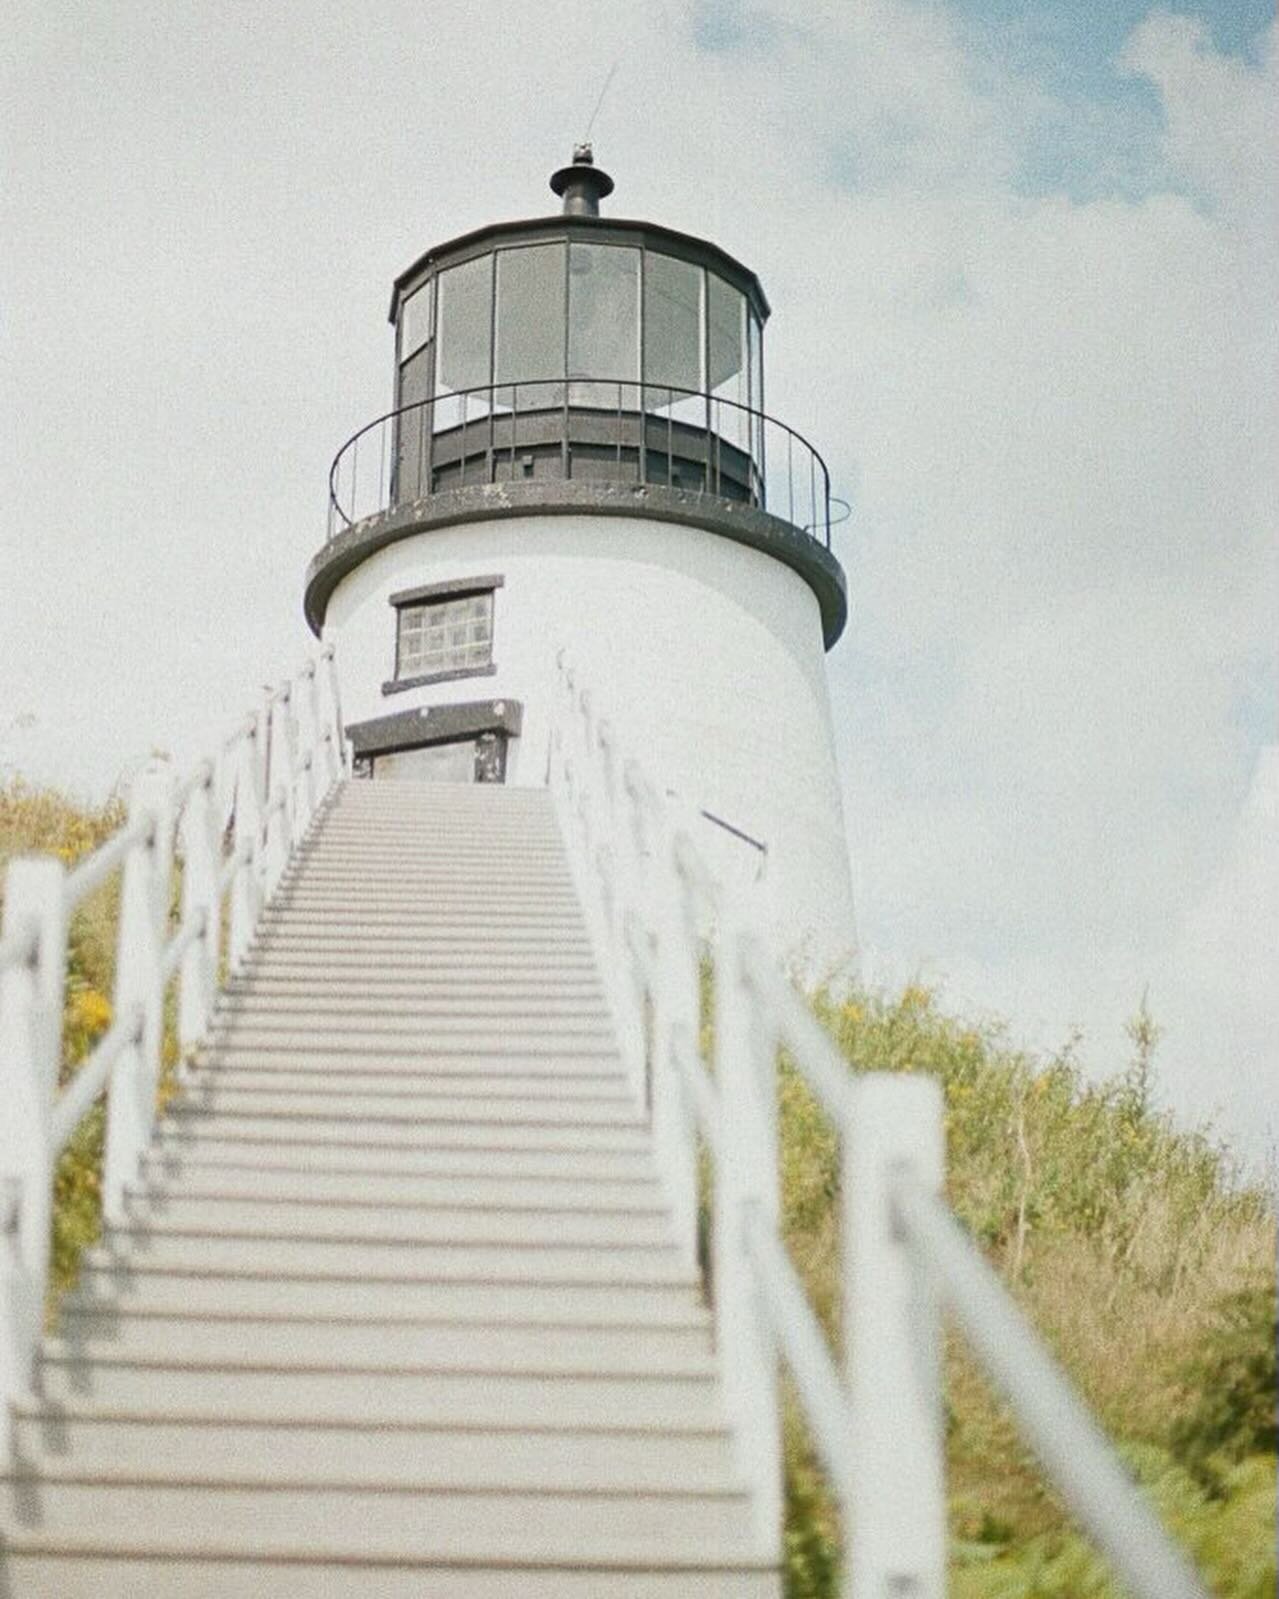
[305,481,848,649]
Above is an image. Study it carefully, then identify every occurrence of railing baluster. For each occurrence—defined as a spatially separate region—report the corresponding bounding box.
[229,718,264,968]
[846,1075,947,1598]
[713,928,782,1551]
[0,855,67,1442]
[178,763,219,1066]
[103,762,175,1225]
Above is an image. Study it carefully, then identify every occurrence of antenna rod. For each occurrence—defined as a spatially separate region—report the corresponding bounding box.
[584,59,619,143]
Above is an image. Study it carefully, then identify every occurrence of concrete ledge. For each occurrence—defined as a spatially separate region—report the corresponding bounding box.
[305,481,848,649]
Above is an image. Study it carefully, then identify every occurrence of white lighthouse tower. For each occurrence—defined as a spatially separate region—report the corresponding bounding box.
[308,149,855,963]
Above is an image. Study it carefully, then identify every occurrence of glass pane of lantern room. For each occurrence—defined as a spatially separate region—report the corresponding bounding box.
[748,310,764,502]
[495,243,566,408]
[568,243,639,409]
[400,281,434,364]
[394,343,433,505]
[708,274,749,457]
[644,253,705,427]
[435,254,494,424]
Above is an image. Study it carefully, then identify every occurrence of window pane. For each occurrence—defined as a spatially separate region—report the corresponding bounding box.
[708,274,747,450]
[748,310,763,413]
[644,254,702,394]
[400,282,434,363]
[495,243,566,387]
[394,342,434,503]
[708,275,744,395]
[568,243,639,384]
[397,591,494,679]
[748,311,764,499]
[436,255,493,396]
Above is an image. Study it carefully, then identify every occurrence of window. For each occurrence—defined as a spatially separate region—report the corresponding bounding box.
[708,273,748,451]
[568,243,639,406]
[495,243,566,390]
[644,253,703,394]
[436,255,493,396]
[394,342,434,501]
[396,589,494,681]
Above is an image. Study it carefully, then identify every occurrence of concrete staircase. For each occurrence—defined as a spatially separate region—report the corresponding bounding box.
[1,781,780,1595]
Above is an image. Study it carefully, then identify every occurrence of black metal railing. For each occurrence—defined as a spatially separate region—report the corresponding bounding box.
[327,379,844,548]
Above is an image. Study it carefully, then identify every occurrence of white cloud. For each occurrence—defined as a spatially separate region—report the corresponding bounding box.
[699,2,1277,1153]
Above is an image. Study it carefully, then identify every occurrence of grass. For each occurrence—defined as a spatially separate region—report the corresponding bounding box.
[3,778,1274,1594]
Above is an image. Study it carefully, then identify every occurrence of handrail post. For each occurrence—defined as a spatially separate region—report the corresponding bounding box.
[0,857,67,1445]
[714,927,782,1554]
[178,762,219,1065]
[593,722,645,1103]
[630,776,698,1270]
[229,720,264,969]
[103,761,176,1225]
[297,662,321,831]
[322,644,347,782]
[260,691,293,901]
[845,1074,946,1598]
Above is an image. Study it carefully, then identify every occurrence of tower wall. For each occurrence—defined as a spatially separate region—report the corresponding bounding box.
[324,514,856,967]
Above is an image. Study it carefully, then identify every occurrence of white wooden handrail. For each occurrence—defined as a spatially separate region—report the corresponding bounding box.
[548,652,1210,1599]
[0,644,347,1456]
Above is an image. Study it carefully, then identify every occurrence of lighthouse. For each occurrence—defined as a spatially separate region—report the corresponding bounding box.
[307,149,855,963]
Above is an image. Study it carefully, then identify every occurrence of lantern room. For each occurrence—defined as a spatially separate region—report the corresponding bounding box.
[386,148,769,509]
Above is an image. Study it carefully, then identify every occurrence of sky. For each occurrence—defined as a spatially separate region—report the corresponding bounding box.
[2,0,1275,1165]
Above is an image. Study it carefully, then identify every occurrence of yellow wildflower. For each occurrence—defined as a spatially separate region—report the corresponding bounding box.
[71,989,113,1035]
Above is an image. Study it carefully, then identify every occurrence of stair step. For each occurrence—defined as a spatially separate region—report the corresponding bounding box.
[241,945,598,965]
[0,1555,780,1598]
[230,965,601,985]
[167,1090,638,1125]
[275,886,583,904]
[35,1354,726,1428]
[0,1477,758,1563]
[250,933,596,954]
[146,1132,659,1176]
[236,967,602,988]
[54,1308,710,1368]
[214,994,610,1020]
[121,1193,670,1247]
[87,1230,689,1282]
[136,1160,662,1208]
[71,1265,706,1324]
[184,1065,630,1092]
[8,1409,735,1490]
[255,910,584,930]
[199,1045,624,1071]
[279,879,579,896]
[299,840,569,857]
[209,1016,616,1043]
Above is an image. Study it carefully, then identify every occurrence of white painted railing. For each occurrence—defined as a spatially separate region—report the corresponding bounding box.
[548,655,1209,1599]
[0,647,347,1454]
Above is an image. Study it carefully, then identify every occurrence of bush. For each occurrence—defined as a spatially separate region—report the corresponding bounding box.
[782,979,1276,1598]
